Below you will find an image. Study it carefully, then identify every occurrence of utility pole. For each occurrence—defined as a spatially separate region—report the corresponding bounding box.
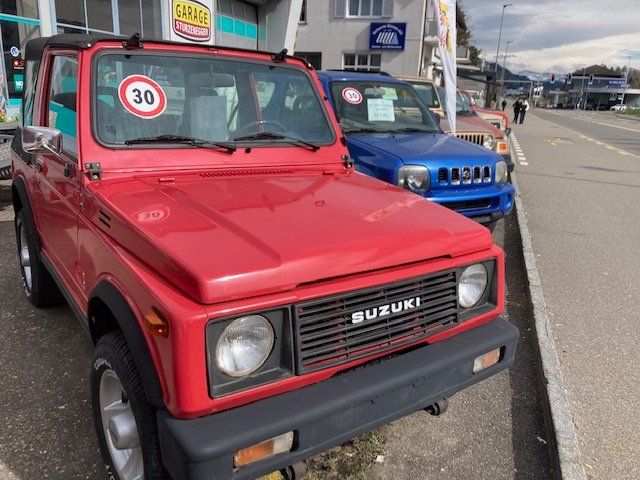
[621,55,632,106]
[493,4,513,103]
[498,40,512,101]
[578,64,586,109]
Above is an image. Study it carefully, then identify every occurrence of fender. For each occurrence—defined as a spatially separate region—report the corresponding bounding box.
[89,280,165,408]
[11,175,43,254]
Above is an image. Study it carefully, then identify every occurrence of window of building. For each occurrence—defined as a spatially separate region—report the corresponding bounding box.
[296,52,321,70]
[0,0,39,19]
[47,56,78,157]
[54,0,161,36]
[0,18,40,109]
[348,0,383,17]
[343,53,381,72]
[299,0,307,23]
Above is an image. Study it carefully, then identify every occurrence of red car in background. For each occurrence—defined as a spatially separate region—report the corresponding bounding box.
[460,89,511,135]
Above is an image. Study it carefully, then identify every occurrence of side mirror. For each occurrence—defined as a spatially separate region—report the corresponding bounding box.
[22,126,63,157]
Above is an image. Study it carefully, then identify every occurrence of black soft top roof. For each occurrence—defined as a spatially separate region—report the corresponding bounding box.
[24,34,311,67]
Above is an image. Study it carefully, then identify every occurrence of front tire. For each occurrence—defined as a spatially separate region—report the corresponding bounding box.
[91,331,168,480]
[15,209,63,307]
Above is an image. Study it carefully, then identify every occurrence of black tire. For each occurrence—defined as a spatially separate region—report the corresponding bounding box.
[483,220,498,232]
[91,331,168,480]
[15,208,64,307]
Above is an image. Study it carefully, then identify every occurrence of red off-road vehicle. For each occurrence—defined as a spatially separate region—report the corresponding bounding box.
[11,34,518,480]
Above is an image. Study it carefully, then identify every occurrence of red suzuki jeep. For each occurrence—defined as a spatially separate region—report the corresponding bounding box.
[11,34,518,480]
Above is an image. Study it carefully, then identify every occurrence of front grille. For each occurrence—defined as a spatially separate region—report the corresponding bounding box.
[456,133,485,146]
[441,166,492,186]
[442,198,492,212]
[294,271,458,374]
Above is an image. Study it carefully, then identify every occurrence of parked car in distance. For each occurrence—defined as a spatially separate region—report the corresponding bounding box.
[610,104,627,111]
[460,89,511,135]
[12,34,518,480]
[317,70,514,230]
[435,86,514,172]
[397,75,444,117]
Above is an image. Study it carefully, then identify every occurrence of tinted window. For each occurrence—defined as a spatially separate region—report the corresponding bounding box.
[94,54,334,146]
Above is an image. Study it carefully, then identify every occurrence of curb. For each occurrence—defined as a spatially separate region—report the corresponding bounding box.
[509,135,587,480]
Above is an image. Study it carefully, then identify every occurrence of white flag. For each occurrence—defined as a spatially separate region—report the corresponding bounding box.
[433,0,457,134]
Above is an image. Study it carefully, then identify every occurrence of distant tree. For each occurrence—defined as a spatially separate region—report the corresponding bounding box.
[469,45,482,67]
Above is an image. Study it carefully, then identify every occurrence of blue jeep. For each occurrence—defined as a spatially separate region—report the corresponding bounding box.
[317,71,514,230]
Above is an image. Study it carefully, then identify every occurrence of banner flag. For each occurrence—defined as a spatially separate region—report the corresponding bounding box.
[433,0,457,134]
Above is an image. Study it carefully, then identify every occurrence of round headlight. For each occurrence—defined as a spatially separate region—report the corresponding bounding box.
[483,134,495,150]
[215,315,274,377]
[397,165,430,194]
[458,264,488,309]
[495,160,508,186]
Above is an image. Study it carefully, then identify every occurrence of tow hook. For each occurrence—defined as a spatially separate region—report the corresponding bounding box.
[425,398,449,416]
[280,460,308,480]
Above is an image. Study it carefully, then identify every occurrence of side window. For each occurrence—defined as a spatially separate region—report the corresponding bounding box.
[21,59,40,126]
[47,56,78,157]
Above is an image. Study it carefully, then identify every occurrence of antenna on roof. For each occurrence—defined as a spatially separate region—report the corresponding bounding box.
[271,48,287,63]
[123,32,143,50]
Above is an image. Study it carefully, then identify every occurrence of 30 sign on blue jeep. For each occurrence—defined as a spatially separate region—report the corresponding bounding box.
[317,71,515,231]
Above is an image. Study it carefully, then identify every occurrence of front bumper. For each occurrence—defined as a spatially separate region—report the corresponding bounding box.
[429,182,515,224]
[157,318,519,480]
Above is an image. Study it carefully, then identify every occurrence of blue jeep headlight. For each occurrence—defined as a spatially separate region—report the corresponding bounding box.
[397,165,430,194]
[495,161,508,186]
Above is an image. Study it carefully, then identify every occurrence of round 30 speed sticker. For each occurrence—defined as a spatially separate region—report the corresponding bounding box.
[118,75,167,119]
[342,87,363,104]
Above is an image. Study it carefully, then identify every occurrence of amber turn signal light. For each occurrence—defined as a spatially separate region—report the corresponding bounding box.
[144,308,169,337]
[496,141,509,153]
[473,348,502,373]
[234,431,294,468]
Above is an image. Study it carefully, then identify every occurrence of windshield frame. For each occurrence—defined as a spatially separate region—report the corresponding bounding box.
[328,79,442,135]
[90,49,337,150]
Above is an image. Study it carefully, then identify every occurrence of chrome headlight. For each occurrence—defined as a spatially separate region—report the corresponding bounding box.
[215,315,274,377]
[483,134,495,150]
[458,264,488,308]
[495,160,508,186]
[397,165,430,194]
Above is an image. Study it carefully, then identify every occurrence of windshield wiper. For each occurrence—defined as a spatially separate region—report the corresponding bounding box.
[233,132,319,151]
[343,127,385,134]
[124,134,236,153]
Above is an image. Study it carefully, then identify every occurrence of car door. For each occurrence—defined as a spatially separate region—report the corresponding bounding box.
[33,52,82,295]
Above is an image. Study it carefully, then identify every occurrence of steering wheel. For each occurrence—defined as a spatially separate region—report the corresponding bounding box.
[234,120,287,137]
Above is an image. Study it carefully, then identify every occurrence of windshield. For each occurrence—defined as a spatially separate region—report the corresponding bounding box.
[94,53,334,146]
[408,81,440,109]
[329,81,440,134]
[437,87,475,116]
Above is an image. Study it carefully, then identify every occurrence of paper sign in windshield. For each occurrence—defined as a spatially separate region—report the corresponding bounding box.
[342,87,363,104]
[118,75,167,119]
[367,98,395,122]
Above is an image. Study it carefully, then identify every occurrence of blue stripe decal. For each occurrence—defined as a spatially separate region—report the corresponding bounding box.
[0,13,40,26]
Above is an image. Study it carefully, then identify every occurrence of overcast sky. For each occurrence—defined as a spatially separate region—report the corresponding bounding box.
[461,0,640,73]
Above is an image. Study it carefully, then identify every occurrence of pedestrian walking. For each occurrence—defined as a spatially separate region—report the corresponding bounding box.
[519,99,530,124]
[501,99,507,111]
[512,98,522,123]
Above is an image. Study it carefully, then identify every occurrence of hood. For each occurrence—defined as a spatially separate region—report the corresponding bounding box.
[347,132,498,164]
[440,115,503,137]
[89,170,492,304]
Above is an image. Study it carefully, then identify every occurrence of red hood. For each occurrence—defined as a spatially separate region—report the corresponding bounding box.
[441,114,503,137]
[88,169,492,304]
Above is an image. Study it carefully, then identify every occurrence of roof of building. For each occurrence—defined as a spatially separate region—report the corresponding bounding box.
[317,70,407,84]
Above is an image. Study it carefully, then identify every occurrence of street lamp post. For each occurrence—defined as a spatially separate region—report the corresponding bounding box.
[499,40,512,100]
[493,3,513,104]
[621,55,632,106]
[578,64,586,109]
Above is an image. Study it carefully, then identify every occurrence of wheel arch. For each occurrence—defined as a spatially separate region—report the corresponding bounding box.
[89,280,165,408]
[12,176,43,254]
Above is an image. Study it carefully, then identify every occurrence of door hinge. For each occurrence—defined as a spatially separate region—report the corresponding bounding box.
[342,154,354,170]
[84,163,102,181]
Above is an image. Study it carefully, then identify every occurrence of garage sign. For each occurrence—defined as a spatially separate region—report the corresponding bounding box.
[171,0,213,43]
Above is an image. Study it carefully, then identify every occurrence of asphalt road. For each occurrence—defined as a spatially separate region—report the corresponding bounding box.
[0,179,551,479]
[512,110,640,479]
